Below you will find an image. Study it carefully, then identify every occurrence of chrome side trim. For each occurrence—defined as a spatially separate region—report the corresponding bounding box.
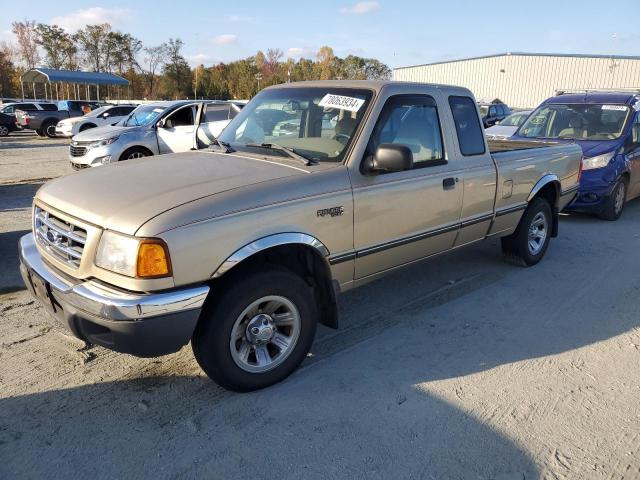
[495,203,528,217]
[527,174,560,202]
[212,233,330,278]
[356,222,460,258]
[20,233,209,321]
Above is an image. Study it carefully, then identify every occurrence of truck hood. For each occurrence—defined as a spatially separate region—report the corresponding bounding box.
[72,124,138,142]
[36,151,307,235]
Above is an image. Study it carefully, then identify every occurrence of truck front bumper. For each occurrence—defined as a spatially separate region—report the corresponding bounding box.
[19,233,209,357]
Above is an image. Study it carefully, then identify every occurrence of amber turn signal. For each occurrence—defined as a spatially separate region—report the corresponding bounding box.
[136,240,172,278]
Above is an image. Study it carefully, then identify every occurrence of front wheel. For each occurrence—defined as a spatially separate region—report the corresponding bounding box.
[192,267,318,392]
[42,121,57,138]
[119,147,150,161]
[501,197,552,266]
[0,125,9,137]
[599,177,627,221]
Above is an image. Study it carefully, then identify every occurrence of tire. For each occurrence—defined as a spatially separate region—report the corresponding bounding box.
[119,147,150,161]
[599,177,627,221]
[79,123,96,132]
[0,125,9,137]
[42,121,57,138]
[192,266,318,392]
[501,197,553,267]
[35,128,46,137]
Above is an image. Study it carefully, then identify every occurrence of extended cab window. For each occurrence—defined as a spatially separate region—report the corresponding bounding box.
[40,104,57,111]
[449,96,486,156]
[368,95,445,169]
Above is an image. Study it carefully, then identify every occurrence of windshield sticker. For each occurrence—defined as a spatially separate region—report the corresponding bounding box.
[318,94,365,112]
[601,105,627,111]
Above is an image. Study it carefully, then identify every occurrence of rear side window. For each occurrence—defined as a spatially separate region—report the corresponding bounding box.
[204,104,232,122]
[40,104,57,111]
[449,96,486,156]
[19,103,37,110]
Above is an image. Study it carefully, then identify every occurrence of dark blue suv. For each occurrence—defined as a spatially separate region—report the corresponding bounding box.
[513,91,640,220]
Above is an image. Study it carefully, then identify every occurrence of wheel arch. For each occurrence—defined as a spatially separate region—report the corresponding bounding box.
[119,145,154,160]
[211,233,338,329]
[527,174,560,237]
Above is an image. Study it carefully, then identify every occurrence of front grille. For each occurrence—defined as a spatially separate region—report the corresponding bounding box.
[70,144,87,157]
[34,207,87,268]
[71,162,89,171]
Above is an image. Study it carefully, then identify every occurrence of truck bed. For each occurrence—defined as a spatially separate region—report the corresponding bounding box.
[487,139,560,153]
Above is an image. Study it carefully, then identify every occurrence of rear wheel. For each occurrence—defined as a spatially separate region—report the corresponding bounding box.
[501,197,552,266]
[0,125,9,137]
[42,121,57,138]
[119,147,150,161]
[35,128,46,137]
[192,267,318,392]
[599,177,627,221]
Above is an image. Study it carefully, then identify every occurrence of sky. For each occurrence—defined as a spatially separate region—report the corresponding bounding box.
[2,0,639,69]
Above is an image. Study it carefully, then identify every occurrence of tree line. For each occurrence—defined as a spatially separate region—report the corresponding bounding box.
[0,20,391,101]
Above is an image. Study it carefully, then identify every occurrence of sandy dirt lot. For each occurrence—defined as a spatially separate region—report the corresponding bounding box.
[1,132,639,479]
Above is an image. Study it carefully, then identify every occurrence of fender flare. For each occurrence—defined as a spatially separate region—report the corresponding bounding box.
[527,174,560,207]
[212,232,330,278]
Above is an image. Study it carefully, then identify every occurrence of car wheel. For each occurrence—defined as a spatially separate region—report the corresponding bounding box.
[119,147,150,161]
[599,177,627,221]
[43,121,57,138]
[0,125,9,137]
[192,266,318,392]
[501,197,552,267]
[35,128,46,137]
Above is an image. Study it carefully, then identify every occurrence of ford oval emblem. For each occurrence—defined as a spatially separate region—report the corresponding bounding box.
[46,230,61,244]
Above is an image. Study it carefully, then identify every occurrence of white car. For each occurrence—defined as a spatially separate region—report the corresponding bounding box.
[484,110,532,140]
[55,104,137,137]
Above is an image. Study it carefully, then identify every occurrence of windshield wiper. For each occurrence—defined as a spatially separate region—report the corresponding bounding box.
[210,139,235,153]
[245,143,317,166]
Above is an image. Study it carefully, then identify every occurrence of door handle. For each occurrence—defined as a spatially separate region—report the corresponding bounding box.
[443,177,457,190]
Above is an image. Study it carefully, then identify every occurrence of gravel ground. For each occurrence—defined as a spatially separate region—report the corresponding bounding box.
[1,132,639,479]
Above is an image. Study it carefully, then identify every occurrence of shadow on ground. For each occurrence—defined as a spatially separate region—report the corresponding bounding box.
[0,230,29,293]
[2,195,640,478]
[0,181,43,212]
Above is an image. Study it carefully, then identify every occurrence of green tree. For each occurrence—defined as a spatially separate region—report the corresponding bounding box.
[11,20,40,69]
[74,23,112,71]
[35,24,72,69]
[162,38,192,98]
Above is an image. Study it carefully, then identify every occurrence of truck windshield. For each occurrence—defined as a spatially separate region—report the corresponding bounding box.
[518,103,631,141]
[217,87,373,163]
[122,105,165,127]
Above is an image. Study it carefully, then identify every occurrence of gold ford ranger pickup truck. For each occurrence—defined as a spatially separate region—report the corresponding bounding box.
[19,81,582,391]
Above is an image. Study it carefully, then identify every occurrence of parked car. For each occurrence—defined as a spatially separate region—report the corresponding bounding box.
[19,80,581,391]
[55,104,137,137]
[485,110,532,139]
[68,100,244,169]
[513,91,640,220]
[0,112,19,136]
[0,101,57,130]
[15,100,106,138]
[478,102,511,128]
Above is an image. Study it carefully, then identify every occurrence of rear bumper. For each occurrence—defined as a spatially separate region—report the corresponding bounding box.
[19,233,209,357]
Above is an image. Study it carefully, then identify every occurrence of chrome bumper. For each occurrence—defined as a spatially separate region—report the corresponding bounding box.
[19,233,210,357]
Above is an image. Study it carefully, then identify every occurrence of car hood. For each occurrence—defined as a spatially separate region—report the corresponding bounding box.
[36,151,307,235]
[72,124,137,142]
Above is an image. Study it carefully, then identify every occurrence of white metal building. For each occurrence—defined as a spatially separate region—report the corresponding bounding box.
[393,52,640,109]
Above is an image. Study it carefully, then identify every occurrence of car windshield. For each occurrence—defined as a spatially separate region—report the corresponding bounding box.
[217,87,373,163]
[518,103,631,140]
[122,104,166,127]
[500,112,528,127]
[478,105,489,116]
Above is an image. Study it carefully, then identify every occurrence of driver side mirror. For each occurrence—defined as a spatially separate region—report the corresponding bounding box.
[363,144,413,175]
[157,119,166,129]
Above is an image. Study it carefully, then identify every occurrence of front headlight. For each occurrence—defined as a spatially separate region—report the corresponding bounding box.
[582,151,615,170]
[95,231,172,278]
[88,136,119,149]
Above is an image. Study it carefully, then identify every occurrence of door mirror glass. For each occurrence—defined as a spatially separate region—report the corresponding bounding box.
[365,144,413,174]
[157,119,166,128]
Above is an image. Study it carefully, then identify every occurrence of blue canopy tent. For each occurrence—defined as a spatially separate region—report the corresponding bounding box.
[20,68,130,102]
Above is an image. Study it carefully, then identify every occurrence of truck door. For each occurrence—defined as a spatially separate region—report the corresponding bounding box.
[157,104,198,153]
[351,93,464,280]
[448,95,498,246]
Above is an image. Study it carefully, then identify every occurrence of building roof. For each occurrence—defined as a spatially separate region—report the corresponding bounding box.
[21,68,129,86]
[394,52,640,71]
